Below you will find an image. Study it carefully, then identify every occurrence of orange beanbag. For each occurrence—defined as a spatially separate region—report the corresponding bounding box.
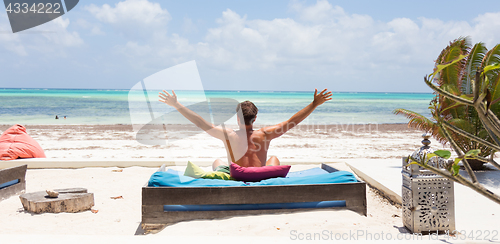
[0,124,46,160]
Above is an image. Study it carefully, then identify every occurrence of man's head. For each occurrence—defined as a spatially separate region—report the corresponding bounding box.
[236,101,258,125]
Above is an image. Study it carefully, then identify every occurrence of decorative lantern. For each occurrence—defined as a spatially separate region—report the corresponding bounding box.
[402,133,455,233]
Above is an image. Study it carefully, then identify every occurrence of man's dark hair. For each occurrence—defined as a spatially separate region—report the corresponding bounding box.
[236,101,258,125]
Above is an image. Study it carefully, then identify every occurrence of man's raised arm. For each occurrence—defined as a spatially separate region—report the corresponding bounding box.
[262,88,332,140]
[158,90,229,140]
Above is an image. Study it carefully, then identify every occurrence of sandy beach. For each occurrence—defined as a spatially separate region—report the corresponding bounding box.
[1,124,498,243]
[0,123,444,161]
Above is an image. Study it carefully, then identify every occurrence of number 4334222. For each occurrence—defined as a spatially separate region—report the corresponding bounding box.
[5,3,61,14]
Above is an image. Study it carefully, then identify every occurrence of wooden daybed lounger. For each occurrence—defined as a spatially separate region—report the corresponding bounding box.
[0,164,27,201]
[141,163,367,229]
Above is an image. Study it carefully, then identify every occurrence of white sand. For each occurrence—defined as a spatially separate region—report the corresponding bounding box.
[0,124,498,243]
[14,124,443,161]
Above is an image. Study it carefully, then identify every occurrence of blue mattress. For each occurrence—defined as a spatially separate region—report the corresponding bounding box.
[286,167,330,178]
[148,168,358,187]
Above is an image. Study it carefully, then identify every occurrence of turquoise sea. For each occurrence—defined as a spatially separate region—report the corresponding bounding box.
[0,88,434,125]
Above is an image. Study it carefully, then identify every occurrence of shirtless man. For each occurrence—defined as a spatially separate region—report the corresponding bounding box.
[159,89,332,172]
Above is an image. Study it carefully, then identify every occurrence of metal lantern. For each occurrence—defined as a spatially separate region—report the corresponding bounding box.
[402,133,455,233]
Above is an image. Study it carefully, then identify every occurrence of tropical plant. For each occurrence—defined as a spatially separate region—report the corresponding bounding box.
[404,41,500,205]
[394,37,500,169]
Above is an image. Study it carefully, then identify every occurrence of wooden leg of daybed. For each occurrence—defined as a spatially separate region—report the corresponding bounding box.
[140,223,167,234]
[142,205,169,234]
[0,165,27,201]
[345,183,367,216]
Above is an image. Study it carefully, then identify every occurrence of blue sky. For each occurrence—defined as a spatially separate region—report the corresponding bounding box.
[1,0,499,92]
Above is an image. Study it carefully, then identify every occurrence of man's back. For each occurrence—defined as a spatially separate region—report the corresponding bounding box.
[228,128,270,167]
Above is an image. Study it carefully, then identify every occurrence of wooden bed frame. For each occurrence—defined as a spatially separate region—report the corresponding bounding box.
[0,164,27,201]
[141,163,367,230]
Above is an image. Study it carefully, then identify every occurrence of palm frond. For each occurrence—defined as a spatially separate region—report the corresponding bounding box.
[442,46,468,88]
[463,42,487,94]
[434,37,470,86]
[483,44,500,66]
[485,44,500,101]
[393,108,446,143]
[436,37,470,87]
[449,118,474,133]
[439,83,462,114]
[435,37,469,65]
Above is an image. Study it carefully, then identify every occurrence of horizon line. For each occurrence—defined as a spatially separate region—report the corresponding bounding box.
[0,87,434,94]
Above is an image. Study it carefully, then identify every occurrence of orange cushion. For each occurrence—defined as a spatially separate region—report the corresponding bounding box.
[0,124,46,160]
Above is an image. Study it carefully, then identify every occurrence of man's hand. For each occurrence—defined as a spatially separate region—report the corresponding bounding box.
[159,90,179,107]
[312,88,332,107]
[262,88,332,140]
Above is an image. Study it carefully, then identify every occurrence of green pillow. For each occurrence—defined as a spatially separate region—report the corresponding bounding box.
[184,161,206,178]
[184,161,235,180]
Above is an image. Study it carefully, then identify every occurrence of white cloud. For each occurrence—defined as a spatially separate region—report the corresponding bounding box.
[88,0,500,91]
[86,0,170,38]
[38,18,84,47]
[75,18,105,36]
[182,17,198,34]
[388,18,419,34]
[472,12,500,46]
[90,26,105,36]
[0,13,83,56]
[197,6,377,72]
[289,0,345,23]
[86,0,169,24]
[0,14,27,56]
[112,33,196,72]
